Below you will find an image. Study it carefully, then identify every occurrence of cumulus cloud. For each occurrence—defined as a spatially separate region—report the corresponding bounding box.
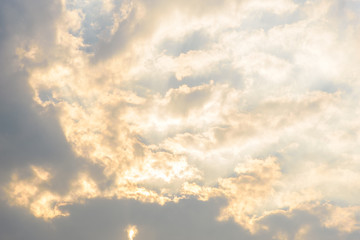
[2,0,360,239]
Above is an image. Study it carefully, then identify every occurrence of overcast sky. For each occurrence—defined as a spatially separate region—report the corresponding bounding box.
[1,0,360,239]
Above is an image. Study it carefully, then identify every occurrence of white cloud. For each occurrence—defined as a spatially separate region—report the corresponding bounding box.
[3,0,360,238]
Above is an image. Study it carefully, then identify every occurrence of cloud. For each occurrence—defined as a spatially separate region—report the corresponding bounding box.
[2,0,360,239]
[2,196,360,240]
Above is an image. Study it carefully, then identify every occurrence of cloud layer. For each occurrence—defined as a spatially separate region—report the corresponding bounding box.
[2,0,360,239]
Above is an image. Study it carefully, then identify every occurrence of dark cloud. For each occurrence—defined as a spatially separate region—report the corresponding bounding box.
[0,200,57,240]
[0,0,83,192]
[257,208,360,240]
[0,197,250,240]
[57,197,251,240]
[159,30,211,57]
[3,196,360,240]
[0,0,60,56]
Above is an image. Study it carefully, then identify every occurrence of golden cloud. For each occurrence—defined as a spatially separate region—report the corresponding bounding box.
[5,0,360,235]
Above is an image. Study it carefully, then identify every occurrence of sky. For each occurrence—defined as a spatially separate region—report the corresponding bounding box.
[1,0,360,239]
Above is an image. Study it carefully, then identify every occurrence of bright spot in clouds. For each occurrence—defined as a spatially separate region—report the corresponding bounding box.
[2,0,360,239]
[127,225,138,240]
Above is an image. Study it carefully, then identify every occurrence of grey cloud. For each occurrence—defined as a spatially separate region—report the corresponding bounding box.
[0,0,60,58]
[0,0,87,193]
[159,30,211,57]
[0,197,250,240]
[257,208,360,240]
[2,197,359,240]
[0,200,54,240]
[92,6,138,60]
[58,197,251,240]
[166,85,212,117]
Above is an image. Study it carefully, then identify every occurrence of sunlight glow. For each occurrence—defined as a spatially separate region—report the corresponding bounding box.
[126,225,138,240]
